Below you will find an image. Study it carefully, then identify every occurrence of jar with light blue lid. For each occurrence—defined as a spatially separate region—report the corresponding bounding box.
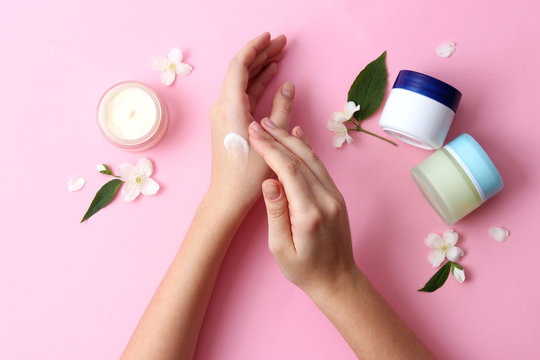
[411,134,503,224]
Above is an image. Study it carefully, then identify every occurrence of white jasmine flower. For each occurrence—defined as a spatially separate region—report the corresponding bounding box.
[118,158,160,202]
[96,164,107,172]
[153,48,192,86]
[489,226,509,242]
[452,265,466,283]
[436,42,456,58]
[327,120,353,148]
[333,101,360,122]
[67,177,85,192]
[425,229,464,267]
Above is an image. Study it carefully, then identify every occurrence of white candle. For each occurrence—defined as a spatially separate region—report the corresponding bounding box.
[97,81,167,151]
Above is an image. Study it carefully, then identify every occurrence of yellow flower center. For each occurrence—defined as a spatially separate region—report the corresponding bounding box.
[166,61,176,72]
[439,244,449,253]
[131,174,146,187]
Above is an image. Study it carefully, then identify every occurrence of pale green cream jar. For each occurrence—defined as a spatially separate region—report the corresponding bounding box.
[411,134,503,225]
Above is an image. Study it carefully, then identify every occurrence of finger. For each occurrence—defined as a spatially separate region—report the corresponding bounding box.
[261,118,339,194]
[269,82,295,129]
[262,179,296,255]
[247,62,278,111]
[249,50,285,80]
[224,32,271,92]
[249,121,327,208]
[292,126,312,148]
[248,35,286,73]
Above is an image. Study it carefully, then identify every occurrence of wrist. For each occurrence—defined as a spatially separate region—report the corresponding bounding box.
[306,265,366,311]
[205,185,256,218]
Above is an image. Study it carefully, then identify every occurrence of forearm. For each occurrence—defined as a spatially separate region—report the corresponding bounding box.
[121,189,250,360]
[308,267,435,360]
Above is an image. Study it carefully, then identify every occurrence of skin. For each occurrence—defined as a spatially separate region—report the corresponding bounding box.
[121,33,434,360]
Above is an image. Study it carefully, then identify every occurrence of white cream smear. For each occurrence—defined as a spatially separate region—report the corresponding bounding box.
[105,87,156,140]
[436,42,456,58]
[224,133,249,170]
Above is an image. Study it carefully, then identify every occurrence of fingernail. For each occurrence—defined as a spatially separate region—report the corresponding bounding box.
[249,120,264,133]
[281,82,295,99]
[263,181,281,200]
[294,126,305,138]
[262,117,277,129]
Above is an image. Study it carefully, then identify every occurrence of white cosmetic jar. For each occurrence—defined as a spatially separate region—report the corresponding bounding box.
[97,81,168,151]
[379,70,462,150]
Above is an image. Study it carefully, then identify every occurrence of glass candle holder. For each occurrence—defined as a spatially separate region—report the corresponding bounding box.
[379,70,462,150]
[411,134,503,225]
[97,81,168,151]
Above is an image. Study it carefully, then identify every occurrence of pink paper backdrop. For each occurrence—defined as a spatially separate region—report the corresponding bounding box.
[1,0,539,359]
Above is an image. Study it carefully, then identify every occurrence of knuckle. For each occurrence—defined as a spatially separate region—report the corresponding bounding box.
[284,157,302,176]
[299,208,323,232]
[307,150,320,162]
[326,198,342,218]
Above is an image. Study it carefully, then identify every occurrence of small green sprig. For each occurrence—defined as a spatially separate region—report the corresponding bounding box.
[418,261,465,293]
[81,164,123,223]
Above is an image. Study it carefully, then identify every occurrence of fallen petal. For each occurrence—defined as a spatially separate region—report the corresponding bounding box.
[68,177,85,192]
[489,226,510,242]
[436,42,456,58]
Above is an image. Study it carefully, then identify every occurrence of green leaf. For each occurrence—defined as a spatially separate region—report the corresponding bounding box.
[347,51,388,121]
[418,261,452,293]
[81,179,123,223]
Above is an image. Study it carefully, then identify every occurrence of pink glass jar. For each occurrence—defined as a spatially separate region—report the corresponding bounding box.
[97,81,168,151]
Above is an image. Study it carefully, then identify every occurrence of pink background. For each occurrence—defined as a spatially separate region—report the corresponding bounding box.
[1,0,539,359]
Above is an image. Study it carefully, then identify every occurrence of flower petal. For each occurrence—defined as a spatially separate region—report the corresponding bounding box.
[345,133,353,144]
[343,101,360,119]
[443,229,459,246]
[121,182,141,202]
[141,178,160,196]
[152,57,168,71]
[452,266,466,283]
[168,48,183,63]
[436,42,456,58]
[118,163,135,181]
[160,70,176,86]
[175,62,192,76]
[425,233,442,248]
[333,134,346,148]
[428,250,446,268]
[96,164,107,172]
[67,177,85,192]
[446,246,464,262]
[136,158,153,177]
[489,226,509,242]
[332,111,347,122]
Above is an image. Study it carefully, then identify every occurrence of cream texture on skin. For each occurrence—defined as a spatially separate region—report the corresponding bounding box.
[105,87,157,140]
[223,132,249,168]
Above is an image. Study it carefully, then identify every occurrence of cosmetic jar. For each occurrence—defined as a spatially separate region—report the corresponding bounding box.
[379,70,462,149]
[97,81,168,151]
[411,134,503,225]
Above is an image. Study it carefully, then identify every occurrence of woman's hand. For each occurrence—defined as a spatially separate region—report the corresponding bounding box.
[209,32,293,211]
[247,117,359,297]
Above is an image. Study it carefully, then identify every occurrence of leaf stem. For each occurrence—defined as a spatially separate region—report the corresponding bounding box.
[347,120,397,146]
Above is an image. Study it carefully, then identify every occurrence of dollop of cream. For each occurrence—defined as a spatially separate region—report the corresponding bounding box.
[436,42,456,58]
[489,226,510,242]
[224,133,249,169]
[105,87,157,140]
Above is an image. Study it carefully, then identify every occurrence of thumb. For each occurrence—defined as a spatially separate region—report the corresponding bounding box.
[262,179,294,256]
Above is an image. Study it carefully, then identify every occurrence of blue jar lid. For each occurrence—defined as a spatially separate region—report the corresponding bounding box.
[393,70,462,112]
[444,134,503,201]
